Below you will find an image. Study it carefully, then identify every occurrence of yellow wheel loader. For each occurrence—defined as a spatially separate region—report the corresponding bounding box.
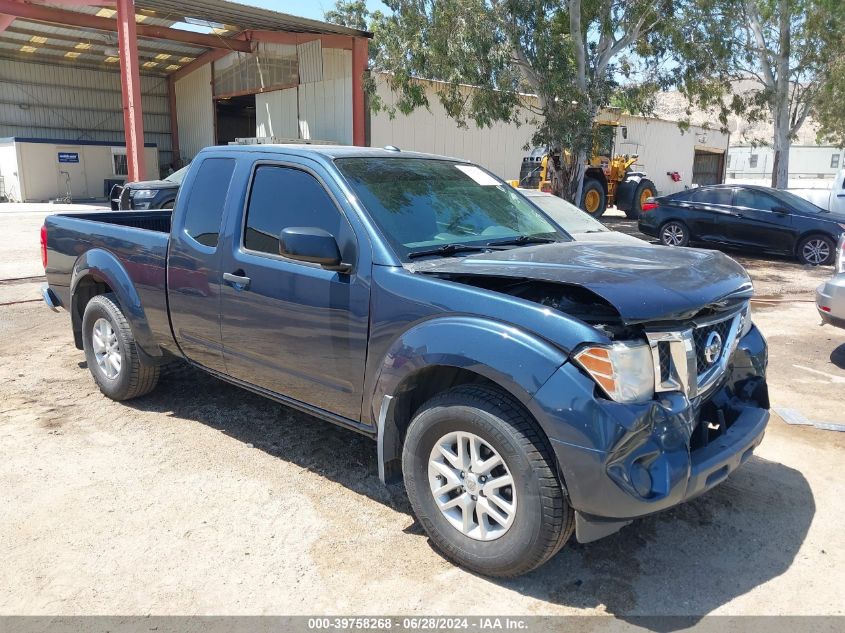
[511,115,656,219]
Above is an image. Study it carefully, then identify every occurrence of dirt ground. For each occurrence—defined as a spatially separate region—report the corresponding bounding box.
[1,205,844,617]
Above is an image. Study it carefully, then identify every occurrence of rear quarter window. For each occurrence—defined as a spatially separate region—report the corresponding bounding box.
[182,158,236,248]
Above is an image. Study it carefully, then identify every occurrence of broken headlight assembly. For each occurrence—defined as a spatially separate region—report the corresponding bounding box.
[573,341,655,404]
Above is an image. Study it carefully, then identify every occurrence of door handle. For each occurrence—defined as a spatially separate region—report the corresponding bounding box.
[223,271,250,290]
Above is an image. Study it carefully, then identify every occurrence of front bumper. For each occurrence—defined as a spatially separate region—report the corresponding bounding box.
[529,325,769,542]
[816,275,845,329]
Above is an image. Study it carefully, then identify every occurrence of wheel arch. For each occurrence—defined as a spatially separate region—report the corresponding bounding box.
[794,230,837,256]
[70,249,162,360]
[584,167,608,193]
[370,316,567,484]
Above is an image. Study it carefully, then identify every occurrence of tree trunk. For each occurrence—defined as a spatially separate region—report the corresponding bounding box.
[570,150,587,205]
[771,0,791,189]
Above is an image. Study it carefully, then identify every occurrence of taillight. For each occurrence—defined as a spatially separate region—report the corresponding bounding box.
[40,224,47,269]
[641,198,658,212]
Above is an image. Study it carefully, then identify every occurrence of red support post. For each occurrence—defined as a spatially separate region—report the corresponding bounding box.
[115,0,145,181]
[0,14,14,33]
[351,36,368,146]
[167,75,180,168]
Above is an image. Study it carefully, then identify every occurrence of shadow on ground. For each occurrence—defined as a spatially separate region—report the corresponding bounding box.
[128,363,814,627]
[831,343,845,370]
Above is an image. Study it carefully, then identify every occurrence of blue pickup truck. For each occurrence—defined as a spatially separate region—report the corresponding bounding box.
[40,145,770,577]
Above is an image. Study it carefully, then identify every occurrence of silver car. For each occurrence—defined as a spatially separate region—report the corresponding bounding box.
[817,234,845,328]
[521,190,646,245]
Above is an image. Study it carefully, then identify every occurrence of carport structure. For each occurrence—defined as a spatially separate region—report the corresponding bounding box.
[0,0,370,182]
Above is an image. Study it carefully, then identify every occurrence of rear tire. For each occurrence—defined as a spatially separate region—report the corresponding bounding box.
[580,178,607,217]
[82,293,160,401]
[402,385,573,578]
[797,234,835,266]
[627,178,656,219]
[660,220,690,247]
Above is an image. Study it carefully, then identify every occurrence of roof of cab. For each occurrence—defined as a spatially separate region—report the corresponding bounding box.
[197,144,463,162]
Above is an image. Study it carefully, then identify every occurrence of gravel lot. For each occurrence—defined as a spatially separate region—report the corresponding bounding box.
[1,205,843,617]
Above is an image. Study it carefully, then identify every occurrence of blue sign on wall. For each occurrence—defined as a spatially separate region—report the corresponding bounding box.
[58,152,80,163]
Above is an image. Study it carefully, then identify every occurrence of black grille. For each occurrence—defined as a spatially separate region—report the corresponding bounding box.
[693,318,733,371]
[658,341,671,382]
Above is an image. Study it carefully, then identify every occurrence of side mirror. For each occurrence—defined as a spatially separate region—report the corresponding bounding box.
[279,227,351,273]
[772,205,790,215]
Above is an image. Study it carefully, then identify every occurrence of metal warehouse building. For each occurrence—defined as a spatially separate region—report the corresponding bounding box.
[371,75,730,196]
[0,0,369,202]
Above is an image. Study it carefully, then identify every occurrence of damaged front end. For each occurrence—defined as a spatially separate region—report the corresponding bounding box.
[431,272,769,543]
[525,292,769,543]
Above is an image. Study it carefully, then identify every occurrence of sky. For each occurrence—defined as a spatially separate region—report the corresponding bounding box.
[234,0,387,23]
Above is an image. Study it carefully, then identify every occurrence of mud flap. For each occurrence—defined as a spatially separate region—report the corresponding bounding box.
[575,512,632,543]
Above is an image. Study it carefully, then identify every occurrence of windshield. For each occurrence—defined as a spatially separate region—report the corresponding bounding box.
[336,157,567,259]
[771,188,827,214]
[525,193,607,233]
[164,165,189,185]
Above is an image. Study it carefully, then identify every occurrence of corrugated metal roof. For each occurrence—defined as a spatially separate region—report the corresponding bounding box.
[136,0,371,37]
[0,1,368,77]
[0,18,207,76]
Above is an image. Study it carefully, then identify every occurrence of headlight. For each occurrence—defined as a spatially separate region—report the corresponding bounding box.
[740,302,753,337]
[131,189,158,199]
[573,341,655,404]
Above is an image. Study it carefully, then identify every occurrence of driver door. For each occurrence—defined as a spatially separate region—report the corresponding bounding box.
[218,161,370,421]
[731,188,795,252]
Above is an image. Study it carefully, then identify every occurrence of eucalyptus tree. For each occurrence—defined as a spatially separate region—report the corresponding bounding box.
[669,0,845,188]
[342,0,671,203]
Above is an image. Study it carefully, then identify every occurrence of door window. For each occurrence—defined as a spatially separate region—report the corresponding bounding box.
[244,165,345,257]
[689,187,733,205]
[735,189,778,211]
[182,158,236,247]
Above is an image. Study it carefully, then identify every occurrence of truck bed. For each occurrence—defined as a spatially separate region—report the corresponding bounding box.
[43,209,173,354]
[55,209,173,233]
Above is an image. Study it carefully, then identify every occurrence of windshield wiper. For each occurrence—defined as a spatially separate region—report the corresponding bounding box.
[407,243,491,259]
[486,235,557,247]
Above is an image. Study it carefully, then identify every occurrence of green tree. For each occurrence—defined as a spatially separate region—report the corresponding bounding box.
[668,0,845,188]
[814,36,845,149]
[338,0,669,204]
[324,0,371,31]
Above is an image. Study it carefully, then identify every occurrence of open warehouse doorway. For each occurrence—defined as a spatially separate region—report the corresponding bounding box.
[215,94,257,146]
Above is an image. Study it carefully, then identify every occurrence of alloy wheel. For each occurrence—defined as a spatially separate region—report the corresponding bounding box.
[802,239,830,265]
[91,317,121,379]
[428,431,517,541]
[662,223,686,246]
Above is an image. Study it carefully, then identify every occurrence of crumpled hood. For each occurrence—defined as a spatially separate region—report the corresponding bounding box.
[406,242,753,324]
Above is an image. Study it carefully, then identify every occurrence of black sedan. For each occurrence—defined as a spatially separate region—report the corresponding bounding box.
[638,184,845,265]
[109,165,188,211]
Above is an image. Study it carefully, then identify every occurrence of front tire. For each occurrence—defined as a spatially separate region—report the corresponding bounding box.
[82,293,160,401]
[627,178,656,219]
[660,220,690,247]
[580,178,607,217]
[402,385,573,578]
[797,234,835,266]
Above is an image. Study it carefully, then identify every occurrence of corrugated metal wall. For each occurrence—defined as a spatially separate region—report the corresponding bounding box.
[0,59,172,168]
[174,64,214,162]
[253,47,352,144]
[256,88,298,138]
[297,48,351,143]
[615,114,729,194]
[370,75,535,179]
